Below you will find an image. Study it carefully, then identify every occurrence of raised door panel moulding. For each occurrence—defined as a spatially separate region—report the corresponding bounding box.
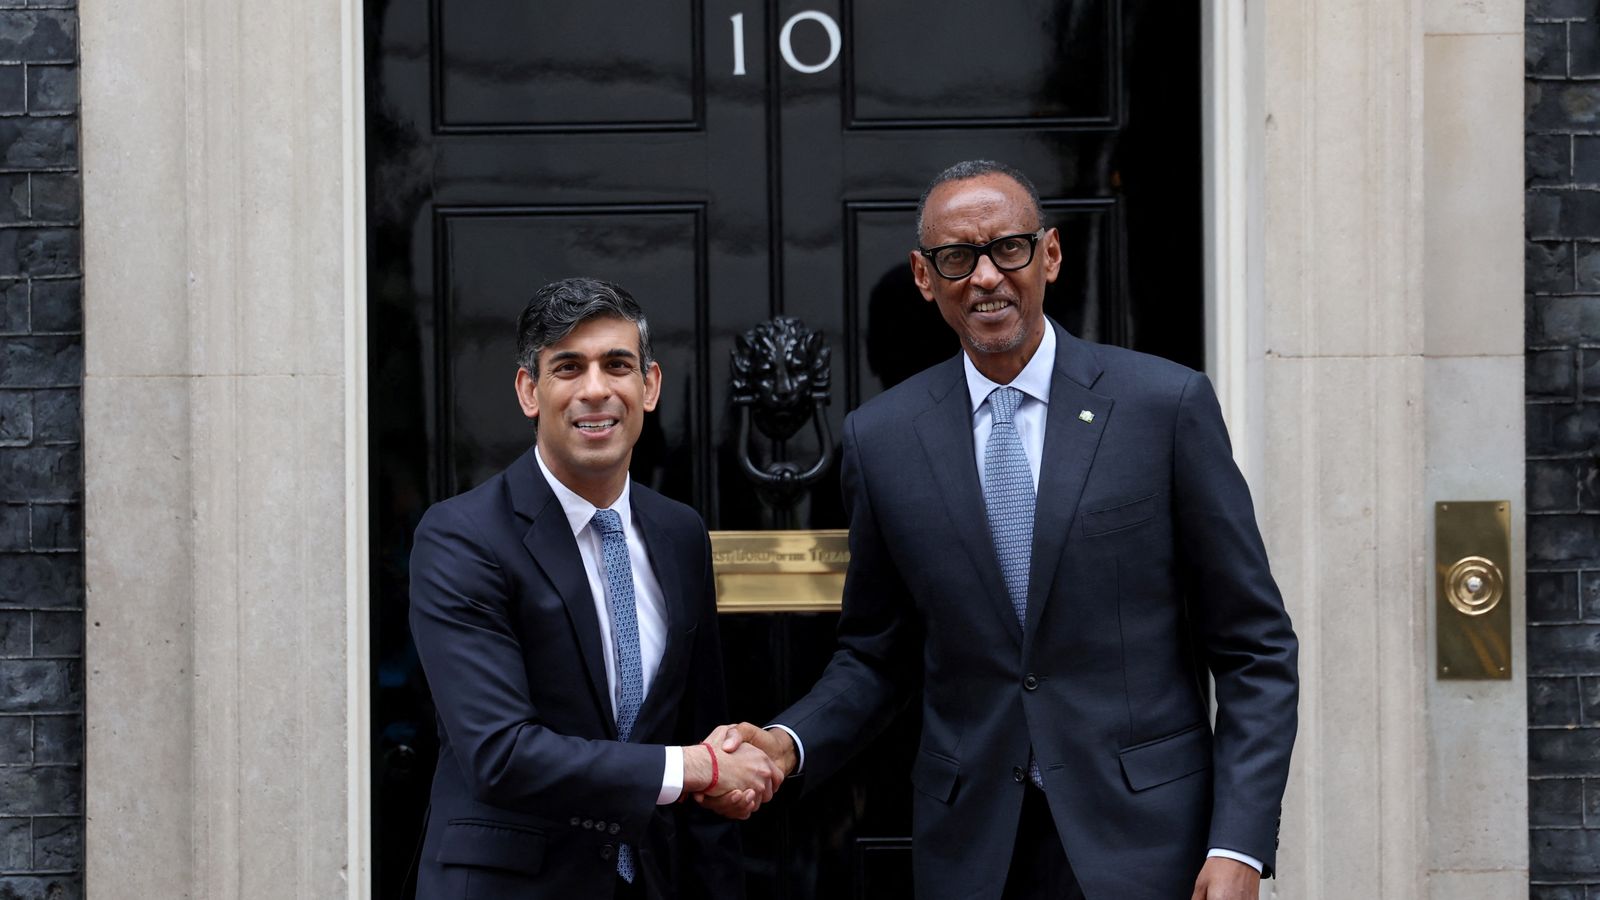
[431,0,705,133]
[432,204,708,500]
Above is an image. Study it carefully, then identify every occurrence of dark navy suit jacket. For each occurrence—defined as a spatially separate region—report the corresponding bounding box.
[778,320,1298,900]
[409,448,741,900]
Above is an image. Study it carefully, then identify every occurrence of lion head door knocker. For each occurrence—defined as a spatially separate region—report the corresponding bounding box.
[730,315,838,516]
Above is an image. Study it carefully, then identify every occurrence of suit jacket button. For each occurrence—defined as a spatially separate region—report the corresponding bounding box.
[594,820,607,831]
[582,819,594,830]
[1023,674,1039,691]
[1013,766,1025,783]
[570,817,580,827]
[609,823,621,835]
[600,844,615,862]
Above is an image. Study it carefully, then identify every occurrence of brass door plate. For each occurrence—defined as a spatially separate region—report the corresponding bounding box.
[710,530,849,613]
[1435,501,1512,680]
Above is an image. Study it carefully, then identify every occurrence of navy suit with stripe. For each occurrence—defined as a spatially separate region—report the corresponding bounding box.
[408,448,741,900]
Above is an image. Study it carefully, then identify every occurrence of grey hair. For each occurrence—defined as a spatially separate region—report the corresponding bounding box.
[515,277,654,379]
[915,159,1044,245]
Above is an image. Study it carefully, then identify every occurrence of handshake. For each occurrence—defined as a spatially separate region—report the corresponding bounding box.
[678,723,799,820]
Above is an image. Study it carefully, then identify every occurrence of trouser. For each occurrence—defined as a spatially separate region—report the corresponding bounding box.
[1000,782,1086,900]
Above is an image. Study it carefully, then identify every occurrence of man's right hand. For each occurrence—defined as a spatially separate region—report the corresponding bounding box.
[680,738,783,820]
[687,723,799,820]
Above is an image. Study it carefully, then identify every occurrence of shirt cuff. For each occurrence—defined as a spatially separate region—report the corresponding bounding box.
[657,745,684,805]
[765,724,805,774]
[1206,848,1263,873]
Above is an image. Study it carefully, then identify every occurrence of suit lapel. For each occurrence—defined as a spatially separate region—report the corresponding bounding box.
[507,449,616,739]
[914,359,1024,648]
[1023,323,1110,655]
[629,494,686,741]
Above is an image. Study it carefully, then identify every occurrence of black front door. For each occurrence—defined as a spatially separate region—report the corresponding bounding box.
[365,1,1200,896]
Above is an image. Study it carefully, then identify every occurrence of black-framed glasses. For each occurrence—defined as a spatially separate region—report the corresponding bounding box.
[917,229,1045,280]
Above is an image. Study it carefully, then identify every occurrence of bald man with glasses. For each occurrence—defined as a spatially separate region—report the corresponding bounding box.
[712,161,1299,900]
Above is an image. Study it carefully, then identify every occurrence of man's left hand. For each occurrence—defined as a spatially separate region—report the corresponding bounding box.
[1190,857,1260,900]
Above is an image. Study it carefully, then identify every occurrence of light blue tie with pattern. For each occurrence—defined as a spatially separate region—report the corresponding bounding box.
[591,508,642,883]
[983,386,1034,625]
[981,386,1044,788]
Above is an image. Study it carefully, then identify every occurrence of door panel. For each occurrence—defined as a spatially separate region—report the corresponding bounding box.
[366,0,1199,895]
[435,1,703,131]
[846,0,1115,125]
[437,205,708,500]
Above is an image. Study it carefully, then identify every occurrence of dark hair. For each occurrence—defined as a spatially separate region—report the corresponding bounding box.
[515,277,654,378]
[915,159,1044,244]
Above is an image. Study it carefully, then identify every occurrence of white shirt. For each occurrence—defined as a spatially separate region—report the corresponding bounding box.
[779,326,1264,873]
[965,321,1055,483]
[535,448,684,804]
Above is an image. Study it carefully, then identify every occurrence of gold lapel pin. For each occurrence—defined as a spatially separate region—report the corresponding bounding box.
[1078,410,1095,423]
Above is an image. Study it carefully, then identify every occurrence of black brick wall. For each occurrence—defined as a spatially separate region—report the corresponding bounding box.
[0,1,81,898]
[1529,2,1600,898]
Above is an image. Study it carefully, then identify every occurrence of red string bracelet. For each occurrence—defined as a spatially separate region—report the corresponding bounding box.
[701,742,719,794]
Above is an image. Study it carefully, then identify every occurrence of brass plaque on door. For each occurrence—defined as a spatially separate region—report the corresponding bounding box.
[710,530,849,613]
[1435,501,1512,680]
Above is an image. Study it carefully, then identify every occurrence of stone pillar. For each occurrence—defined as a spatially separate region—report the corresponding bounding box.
[79,0,368,896]
[1257,0,1527,897]
[1420,3,1529,890]
[1420,1,1528,897]
[1261,0,1429,894]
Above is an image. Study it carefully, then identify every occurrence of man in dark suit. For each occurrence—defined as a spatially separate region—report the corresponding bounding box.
[713,161,1298,900]
[409,278,782,900]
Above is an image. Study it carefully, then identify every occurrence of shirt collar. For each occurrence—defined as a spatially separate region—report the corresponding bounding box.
[963,319,1056,414]
[534,446,634,538]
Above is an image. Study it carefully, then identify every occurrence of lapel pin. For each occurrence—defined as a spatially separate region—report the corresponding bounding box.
[1078,410,1095,424]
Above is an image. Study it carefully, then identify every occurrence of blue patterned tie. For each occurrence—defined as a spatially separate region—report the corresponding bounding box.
[591,508,641,882]
[981,386,1044,788]
[983,387,1034,625]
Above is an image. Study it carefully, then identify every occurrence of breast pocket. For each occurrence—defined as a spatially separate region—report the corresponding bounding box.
[1080,492,1163,537]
